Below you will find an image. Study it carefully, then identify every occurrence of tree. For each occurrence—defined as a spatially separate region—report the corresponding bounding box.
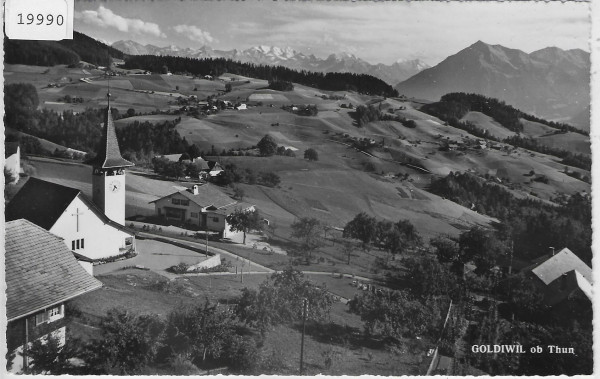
[225,83,232,92]
[25,334,81,374]
[290,217,322,260]
[233,186,245,200]
[226,208,263,244]
[430,235,459,263]
[339,239,357,265]
[235,268,333,335]
[257,135,278,156]
[126,108,136,117]
[458,227,506,274]
[188,144,202,160]
[304,148,319,161]
[85,309,165,375]
[343,212,378,250]
[186,163,201,179]
[162,300,237,365]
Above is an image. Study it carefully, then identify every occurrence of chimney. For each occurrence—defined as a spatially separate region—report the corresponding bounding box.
[191,185,199,195]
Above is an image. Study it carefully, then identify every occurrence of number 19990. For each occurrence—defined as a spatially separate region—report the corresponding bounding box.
[18,13,64,26]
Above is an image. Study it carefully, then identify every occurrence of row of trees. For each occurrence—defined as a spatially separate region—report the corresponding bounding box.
[352,104,416,128]
[123,55,399,96]
[216,163,281,188]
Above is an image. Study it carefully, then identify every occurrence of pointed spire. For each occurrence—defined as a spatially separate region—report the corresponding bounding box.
[88,84,134,169]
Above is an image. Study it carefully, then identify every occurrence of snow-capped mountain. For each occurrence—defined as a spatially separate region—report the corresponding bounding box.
[111,40,429,85]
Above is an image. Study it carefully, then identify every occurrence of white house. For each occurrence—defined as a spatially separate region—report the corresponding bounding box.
[5,142,22,184]
[5,219,102,373]
[150,183,254,237]
[6,177,136,263]
[236,103,247,110]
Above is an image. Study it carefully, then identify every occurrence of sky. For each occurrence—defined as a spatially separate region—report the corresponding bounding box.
[74,0,590,66]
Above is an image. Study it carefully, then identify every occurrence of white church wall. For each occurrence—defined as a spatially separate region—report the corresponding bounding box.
[50,196,132,261]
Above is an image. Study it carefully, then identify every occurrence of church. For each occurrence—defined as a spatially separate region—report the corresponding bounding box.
[6,95,136,264]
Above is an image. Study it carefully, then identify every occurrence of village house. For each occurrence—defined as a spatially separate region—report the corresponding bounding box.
[5,141,22,183]
[150,183,254,237]
[5,219,102,373]
[522,247,593,306]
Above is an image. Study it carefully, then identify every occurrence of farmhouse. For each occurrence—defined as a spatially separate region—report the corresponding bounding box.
[6,177,136,262]
[523,247,593,306]
[150,183,254,237]
[5,219,102,373]
[5,141,21,183]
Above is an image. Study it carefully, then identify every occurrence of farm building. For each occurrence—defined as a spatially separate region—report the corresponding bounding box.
[6,178,136,263]
[150,183,254,237]
[5,219,102,373]
[5,142,21,184]
[522,247,592,306]
[236,103,247,110]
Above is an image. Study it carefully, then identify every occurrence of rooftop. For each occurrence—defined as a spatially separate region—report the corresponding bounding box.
[87,106,134,169]
[150,183,235,209]
[6,177,135,236]
[6,219,102,321]
[530,247,592,285]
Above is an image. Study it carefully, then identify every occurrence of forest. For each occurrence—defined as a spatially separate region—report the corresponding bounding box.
[122,55,399,97]
[4,31,124,67]
[5,83,191,163]
[421,92,588,135]
[428,171,592,264]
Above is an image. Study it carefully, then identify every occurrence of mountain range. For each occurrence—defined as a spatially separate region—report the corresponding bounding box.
[111,40,429,85]
[395,41,590,129]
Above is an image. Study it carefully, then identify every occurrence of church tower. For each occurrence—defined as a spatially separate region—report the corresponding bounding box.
[89,94,133,225]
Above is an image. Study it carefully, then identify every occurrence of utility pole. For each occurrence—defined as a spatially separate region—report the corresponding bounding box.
[300,298,308,374]
[205,229,209,257]
[241,266,243,283]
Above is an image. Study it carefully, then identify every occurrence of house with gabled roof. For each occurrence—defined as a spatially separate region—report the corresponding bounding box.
[523,247,593,306]
[5,219,102,373]
[150,183,254,237]
[6,177,136,264]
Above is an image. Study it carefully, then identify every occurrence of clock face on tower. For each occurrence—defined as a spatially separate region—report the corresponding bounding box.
[109,180,122,193]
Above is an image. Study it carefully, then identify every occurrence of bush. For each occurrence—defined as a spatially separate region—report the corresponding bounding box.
[304,148,319,161]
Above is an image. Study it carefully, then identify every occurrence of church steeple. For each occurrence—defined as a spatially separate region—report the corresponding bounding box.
[89,92,133,169]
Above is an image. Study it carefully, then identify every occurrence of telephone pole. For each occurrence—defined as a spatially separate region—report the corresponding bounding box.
[300,298,308,374]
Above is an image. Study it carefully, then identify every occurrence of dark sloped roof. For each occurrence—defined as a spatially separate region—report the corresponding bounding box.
[6,177,135,236]
[5,142,19,158]
[530,248,592,285]
[150,183,235,209]
[6,177,80,230]
[88,107,134,169]
[6,219,102,321]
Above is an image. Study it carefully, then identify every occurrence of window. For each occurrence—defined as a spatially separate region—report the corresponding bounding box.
[48,306,61,318]
[191,212,198,218]
[181,200,190,206]
[213,217,219,222]
[172,198,181,205]
[35,312,48,326]
[71,239,85,250]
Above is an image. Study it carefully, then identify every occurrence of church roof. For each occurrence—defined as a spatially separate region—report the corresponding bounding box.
[6,177,135,236]
[87,107,134,169]
[6,177,80,230]
[6,219,102,321]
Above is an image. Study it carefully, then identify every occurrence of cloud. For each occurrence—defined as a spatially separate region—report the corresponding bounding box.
[75,6,165,38]
[172,24,215,45]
